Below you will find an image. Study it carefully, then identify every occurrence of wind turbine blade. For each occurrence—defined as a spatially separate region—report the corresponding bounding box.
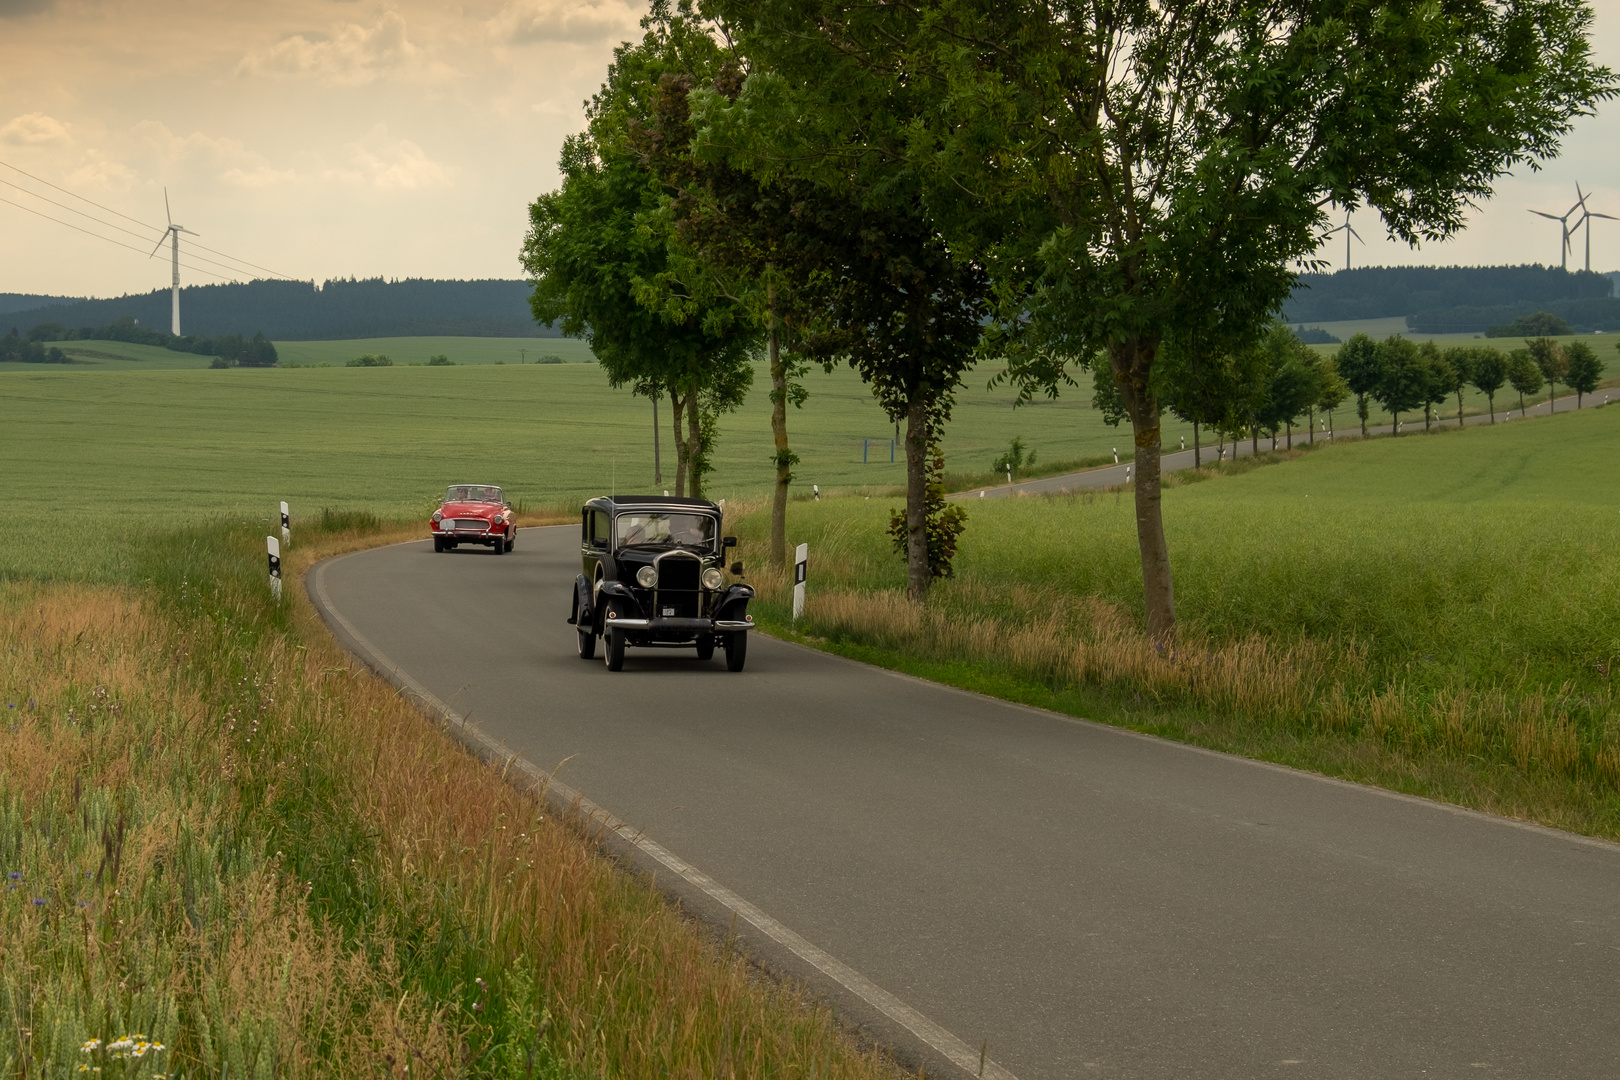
[178,227,198,236]
[148,230,167,258]
[1348,226,1364,241]
[1528,210,1563,221]
[164,187,172,227]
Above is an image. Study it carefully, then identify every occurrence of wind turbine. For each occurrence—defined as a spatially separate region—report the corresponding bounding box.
[1572,186,1617,274]
[1528,190,1583,271]
[147,188,197,335]
[1324,210,1364,270]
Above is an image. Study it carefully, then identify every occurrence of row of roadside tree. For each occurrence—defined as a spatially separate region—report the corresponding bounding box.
[521,0,1616,640]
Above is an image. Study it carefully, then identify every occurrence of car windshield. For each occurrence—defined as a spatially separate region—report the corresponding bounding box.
[445,485,503,504]
[615,512,716,550]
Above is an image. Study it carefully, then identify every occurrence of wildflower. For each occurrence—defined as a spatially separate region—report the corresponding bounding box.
[81,1039,101,1052]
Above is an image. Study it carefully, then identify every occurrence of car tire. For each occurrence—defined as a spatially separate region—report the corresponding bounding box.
[577,627,596,660]
[695,634,715,661]
[604,625,625,671]
[724,631,747,672]
[491,536,504,555]
[505,531,515,553]
[433,537,445,552]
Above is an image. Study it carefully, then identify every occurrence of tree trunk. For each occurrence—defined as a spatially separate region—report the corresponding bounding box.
[1307,408,1314,445]
[1112,342,1175,643]
[1358,394,1369,436]
[904,397,929,601]
[1424,404,1432,431]
[653,391,663,486]
[1286,421,1292,449]
[670,392,688,497]
[686,389,704,501]
[768,300,791,572]
[1456,390,1466,427]
[1392,410,1400,435]
[1251,426,1258,455]
[1549,382,1557,413]
[1518,391,1525,416]
[1488,394,1495,423]
[1193,420,1200,468]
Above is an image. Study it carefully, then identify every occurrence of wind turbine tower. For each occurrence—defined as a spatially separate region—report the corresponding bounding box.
[147,189,197,335]
[1573,186,1616,274]
[1528,190,1583,271]
[1324,210,1364,270]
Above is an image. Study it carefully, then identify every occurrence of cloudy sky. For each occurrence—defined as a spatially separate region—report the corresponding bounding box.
[1,0,1618,299]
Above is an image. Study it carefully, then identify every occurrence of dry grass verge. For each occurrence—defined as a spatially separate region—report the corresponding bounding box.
[2,515,902,1080]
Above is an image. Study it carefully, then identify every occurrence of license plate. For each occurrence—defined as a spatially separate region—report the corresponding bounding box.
[662,607,676,616]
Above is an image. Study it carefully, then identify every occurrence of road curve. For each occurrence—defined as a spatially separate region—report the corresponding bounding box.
[312,526,1620,1080]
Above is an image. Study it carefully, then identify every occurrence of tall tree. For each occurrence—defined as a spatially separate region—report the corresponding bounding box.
[704,0,1615,641]
[1255,324,1322,448]
[1417,342,1454,431]
[1527,337,1570,413]
[1335,333,1384,437]
[521,16,758,501]
[1372,336,1430,434]
[1507,348,1544,415]
[1469,348,1509,423]
[1440,346,1476,426]
[1563,339,1603,407]
[1312,356,1350,442]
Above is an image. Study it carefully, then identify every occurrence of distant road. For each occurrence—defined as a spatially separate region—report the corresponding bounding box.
[961,385,1616,499]
[313,527,1620,1080]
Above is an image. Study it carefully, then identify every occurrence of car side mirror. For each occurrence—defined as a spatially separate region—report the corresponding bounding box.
[730,561,744,577]
[723,536,737,548]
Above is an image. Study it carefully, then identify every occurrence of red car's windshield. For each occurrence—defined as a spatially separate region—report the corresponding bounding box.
[445,485,503,504]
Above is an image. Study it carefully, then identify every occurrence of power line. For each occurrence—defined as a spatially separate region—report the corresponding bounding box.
[0,195,235,282]
[0,156,297,280]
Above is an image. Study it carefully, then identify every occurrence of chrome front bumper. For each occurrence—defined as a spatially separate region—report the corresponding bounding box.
[605,616,753,632]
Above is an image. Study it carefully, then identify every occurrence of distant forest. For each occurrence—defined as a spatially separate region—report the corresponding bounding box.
[1284,265,1620,333]
[2,278,562,340]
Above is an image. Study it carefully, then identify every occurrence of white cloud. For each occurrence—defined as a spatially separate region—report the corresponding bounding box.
[237,11,449,86]
[488,0,641,45]
[338,124,453,190]
[0,111,70,145]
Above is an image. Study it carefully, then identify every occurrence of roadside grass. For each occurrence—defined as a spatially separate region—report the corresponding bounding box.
[730,405,1620,839]
[1,514,902,1080]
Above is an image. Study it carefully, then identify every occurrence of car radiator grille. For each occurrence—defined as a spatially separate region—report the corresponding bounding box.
[453,519,489,531]
[656,556,701,618]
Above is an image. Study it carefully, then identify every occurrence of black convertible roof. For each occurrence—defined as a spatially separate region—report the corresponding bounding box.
[586,495,719,511]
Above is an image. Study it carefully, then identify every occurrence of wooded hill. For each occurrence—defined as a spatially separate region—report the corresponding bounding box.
[1,278,561,340]
[1283,265,1620,333]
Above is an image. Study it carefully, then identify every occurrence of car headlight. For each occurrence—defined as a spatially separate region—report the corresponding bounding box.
[432,511,442,522]
[701,567,724,590]
[636,566,658,588]
[492,514,504,525]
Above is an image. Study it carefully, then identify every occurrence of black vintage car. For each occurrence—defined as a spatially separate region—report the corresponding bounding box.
[567,496,755,672]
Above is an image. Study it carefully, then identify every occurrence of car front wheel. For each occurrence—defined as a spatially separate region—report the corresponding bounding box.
[433,537,445,552]
[604,624,625,671]
[695,634,715,661]
[505,531,515,553]
[577,627,596,660]
[724,631,747,672]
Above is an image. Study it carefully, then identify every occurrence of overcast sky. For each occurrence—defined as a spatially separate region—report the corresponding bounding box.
[2,0,1617,299]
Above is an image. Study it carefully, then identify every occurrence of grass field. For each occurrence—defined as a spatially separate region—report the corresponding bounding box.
[0,335,592,373]
[729,402,1620,836]
[0,360,1207,580]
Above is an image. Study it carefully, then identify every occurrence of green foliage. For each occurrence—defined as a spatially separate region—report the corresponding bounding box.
[886,447,968,581]
[1565,339,1604,402]
[1507,348,1545,413]
[991,436,1035,477]
[208,356,233,369]
[1469,348,1509,409]
[0,329,69,363]
[22,315,277,366]
[536,354,566,364]
[1487,310,1576,337]
[425,354,454,366]
[1255,324,1322,438]
[1289,266,1617,331]
[1370,336,1428,429]
[345,354,393,367]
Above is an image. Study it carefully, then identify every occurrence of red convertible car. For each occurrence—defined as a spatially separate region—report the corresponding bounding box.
[430,484,515,554]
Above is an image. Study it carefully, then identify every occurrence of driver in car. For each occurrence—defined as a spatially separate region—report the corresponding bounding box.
[671,517,709,547]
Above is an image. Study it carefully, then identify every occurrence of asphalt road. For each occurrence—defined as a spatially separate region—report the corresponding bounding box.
[962,385,1617,499]
[313,527,1620,1080]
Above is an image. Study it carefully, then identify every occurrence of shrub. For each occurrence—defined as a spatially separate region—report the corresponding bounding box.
[1486,311,1573,338]
[426,354,454,366]
[209,356,235,369]
[346,354,393,367]
[537,354,567,364]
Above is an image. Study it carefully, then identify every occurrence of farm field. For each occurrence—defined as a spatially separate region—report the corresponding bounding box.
[0,360,1197,580]
[731,403,1620,834]
[0,335,589,372]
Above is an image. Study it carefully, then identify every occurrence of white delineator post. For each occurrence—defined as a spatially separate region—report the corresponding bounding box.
[280,501,290,545]
[267,536,282,602]
[792,543,808,622]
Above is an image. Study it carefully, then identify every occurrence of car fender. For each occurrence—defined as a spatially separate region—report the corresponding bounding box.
[569,574,592,627]
[595,579,644,630]
[716,583,755,621]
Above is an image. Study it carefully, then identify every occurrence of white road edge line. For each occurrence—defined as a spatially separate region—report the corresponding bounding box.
[311,551,1019,1080]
